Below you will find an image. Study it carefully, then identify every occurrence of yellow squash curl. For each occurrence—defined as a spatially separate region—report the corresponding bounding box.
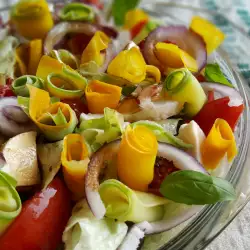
[117,125,158,192]
[107,47,161,84]
[201,119,237,169]
[62,134,90,200]
[28,85,78,141]
[10,0,54,40]
[85,80,122,114]
[81,31,110,66]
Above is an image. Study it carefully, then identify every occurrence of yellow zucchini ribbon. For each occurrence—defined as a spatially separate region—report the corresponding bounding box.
[201,119,237,170]
[155,43,198,73]
[117,125,158,192]
[81,31,110,66]
[62,134,90,200]
[190,16,225,54]
[107,47,161,84]
[10,0,54,40]
[85,80,122,114]
[27,85,78,141]
[15,39,43,76]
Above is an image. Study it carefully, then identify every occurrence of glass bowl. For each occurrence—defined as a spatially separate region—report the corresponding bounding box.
[1,1,250,250]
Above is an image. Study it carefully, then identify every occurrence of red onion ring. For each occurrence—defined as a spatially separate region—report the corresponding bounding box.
[85,140,121,219]
[0,97,36,138]
[85,140,207,221]
[44,21,118,55]
[98,41,116,73]
[201,82,243,106]
[2,105,30,123]
[143,26,207,72]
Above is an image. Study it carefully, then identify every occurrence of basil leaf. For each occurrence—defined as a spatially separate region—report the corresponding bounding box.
[112,0,141,26]
[205,63,233,87]
[160,170,236,205]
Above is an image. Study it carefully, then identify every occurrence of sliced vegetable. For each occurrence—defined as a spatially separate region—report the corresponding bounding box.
[155,42,198,72]
[28,39,43,75]
[45,70,87,99]
[85,140,120,219]
[62,134,90,200]
[49,49,79,70]
[178,121,205,163]
[1,131,40,187]
[194,96,244,135]
[85,80,122,113]
[99,179,168,223]
[27,85,78,141]
[107,47,161,84]
[131,120,192,149]
[63,200,128,250]
[81,31,110,66]
[201,118,237,170]
[0,178,71,250]
[0,36,18,78]
[59,2,95,22]
[204,63,233,87]
[0,97,36,137]
[190,16,225,54]
[78,108,124,151]
[143,26,207,72]
[117,125,158,192]
[12,75,44,97]
[160,170,236,204]
[10,0,54,40]
[163,68,207,117]
[36,55,64,81]
[0,171,22,236]
[37,141,63,189]
[44,22,99,55]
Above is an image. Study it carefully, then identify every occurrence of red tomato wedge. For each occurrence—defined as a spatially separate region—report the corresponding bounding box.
[0,178,71,250]
[194,96,244,135]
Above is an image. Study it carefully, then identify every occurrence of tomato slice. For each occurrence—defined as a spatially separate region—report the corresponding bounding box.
[0,178,71,250]
[194,96,244,135]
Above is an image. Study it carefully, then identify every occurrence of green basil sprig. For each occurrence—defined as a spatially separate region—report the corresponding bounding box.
[205,63,233,87]
[160,170,236,205]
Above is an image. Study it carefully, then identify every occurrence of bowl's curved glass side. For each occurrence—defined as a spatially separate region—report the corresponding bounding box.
[141,52,250,250]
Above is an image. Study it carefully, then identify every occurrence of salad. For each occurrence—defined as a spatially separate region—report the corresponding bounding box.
[0,0,245,250]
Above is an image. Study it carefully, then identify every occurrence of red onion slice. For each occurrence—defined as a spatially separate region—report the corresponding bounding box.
[143,26,207,72]
[2,105,30,123]
[157,143,207,174]
[85,140,120,219]
[44,22,99,54]
[0,97,36,138]
[44,22,118,55]
[98,41,116,73]
[201,82,243,106]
